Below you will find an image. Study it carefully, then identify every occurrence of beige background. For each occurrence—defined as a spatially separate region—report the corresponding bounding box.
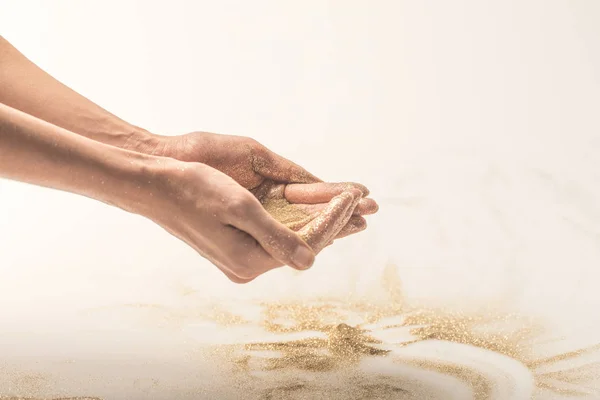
[0,1,599,399]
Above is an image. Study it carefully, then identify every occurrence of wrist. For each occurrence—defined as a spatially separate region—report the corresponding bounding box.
[99,146,174,216]
[112,150,203,224]
[119,126,165,155]
[123,131,208,163]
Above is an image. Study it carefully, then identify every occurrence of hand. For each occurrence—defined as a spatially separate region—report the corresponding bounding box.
[154,132,318,188]
[140,160,365,283]
[145,131,378,220]
[251,180,377,249]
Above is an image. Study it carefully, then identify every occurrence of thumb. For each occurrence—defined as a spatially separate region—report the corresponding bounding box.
[252,148,322,184]
[230,199,316,270]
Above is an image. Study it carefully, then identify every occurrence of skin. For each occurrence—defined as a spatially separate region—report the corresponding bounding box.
[0,36,377,219]
[0,36,379,282]
[147,131,379,241]
[253,179,371,243]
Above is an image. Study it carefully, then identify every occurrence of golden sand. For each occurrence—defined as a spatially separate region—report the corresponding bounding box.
[207,265,600,399]
[260,198,312,229]
[31,266,600,399]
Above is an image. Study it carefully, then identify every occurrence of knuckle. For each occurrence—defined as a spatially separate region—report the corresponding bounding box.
[244,137,261,147]
[240,136,261,152]
[246,138,268,156]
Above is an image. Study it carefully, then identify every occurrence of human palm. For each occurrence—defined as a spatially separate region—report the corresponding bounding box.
[156,131,378,242]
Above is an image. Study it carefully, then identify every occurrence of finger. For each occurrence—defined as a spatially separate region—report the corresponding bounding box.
[252,149,321,184]
[356,198,379,215]
[218,225,282,280]
[250,179,282,202]
[167,225,260,283]
[296,197,378,217]
[227,197,316,271]
[323,217,367,248]
[335,216,367,240]
[284,182,370,204]
[221,196,366,280]
[298,189,362,253]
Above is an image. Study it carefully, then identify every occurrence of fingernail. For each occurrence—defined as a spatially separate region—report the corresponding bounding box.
[359,198,379,214]
[292,246,315,270]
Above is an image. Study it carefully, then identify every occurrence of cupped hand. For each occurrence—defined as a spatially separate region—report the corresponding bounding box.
[152,131,317,188]
[251,180,379,249]
[148,131,378,220]
[143,160,365,283]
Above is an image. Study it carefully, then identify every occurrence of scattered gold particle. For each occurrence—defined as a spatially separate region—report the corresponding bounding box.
[73,265,600,399]
[209,265,600,398]
[0,398,101,400]
[403,309,537,360]
[244,323,388,372]
[260,198,312,230]
[400,359,492,400]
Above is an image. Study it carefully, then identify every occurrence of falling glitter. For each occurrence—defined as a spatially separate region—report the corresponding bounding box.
[260,198,312,230]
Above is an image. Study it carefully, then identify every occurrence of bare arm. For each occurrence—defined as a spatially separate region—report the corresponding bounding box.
[0,102,154,212]
[0,35,378,241]
[0,104,345,281]
[0,35,158,152]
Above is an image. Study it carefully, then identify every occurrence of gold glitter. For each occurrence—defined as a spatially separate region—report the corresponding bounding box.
[244,323,388,372]
[201,265,600,399]
[528,344,600,369]
[260,198,312,230]
[403,309,536,360]
[400,360,492,400]
[74,265,600,399]
[0,398,102,400]
[220,297,538,399]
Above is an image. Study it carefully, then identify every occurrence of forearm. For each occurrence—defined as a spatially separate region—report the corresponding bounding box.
[0,102,160,215]
[0,36,160,152]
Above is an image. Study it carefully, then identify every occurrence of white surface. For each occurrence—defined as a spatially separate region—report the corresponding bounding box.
[0,1,600,399]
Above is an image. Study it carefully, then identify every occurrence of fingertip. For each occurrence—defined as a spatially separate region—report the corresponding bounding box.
[371,199,379,212]
[343,183,369,197]
[352,215,368,230]
[332,216,367,240]
[356,198,379,215]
